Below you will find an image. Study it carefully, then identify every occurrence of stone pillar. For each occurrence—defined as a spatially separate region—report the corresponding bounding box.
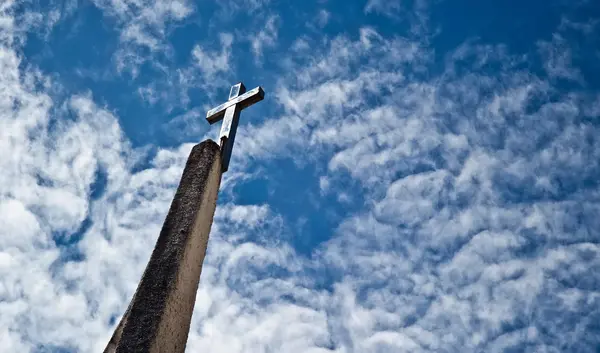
[104,140,222,353]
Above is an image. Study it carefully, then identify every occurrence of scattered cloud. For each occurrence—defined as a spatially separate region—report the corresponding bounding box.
[316,9,330,28]
[249,15,279,64]
[364,0,430,37]
[1,1,600,352]
[235,21,600,352]
[537,33,583,82]
[364,0,403,15]
[215,0,272,14]
[192,33,234,82]
[91,0,193,76]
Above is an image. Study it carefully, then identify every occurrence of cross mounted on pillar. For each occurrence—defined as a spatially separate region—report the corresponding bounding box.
[206,82,265,172]
[104,83,265,353]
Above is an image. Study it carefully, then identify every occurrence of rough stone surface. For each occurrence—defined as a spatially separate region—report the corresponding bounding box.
[104,140,222,353]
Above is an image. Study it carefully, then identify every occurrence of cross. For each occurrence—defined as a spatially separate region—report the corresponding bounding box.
[206,82,265,172]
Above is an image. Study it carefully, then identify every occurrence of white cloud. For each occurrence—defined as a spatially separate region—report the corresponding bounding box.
[215,0,273,14]
[2,2,600,353]
[364,0,430,36]
[192,33,234,81]
[233,22,600,352]
[364,0,403,15]
[537,33,583,82]
[316,9,330,28]
[92,0,194,76]
[250,15,279,64]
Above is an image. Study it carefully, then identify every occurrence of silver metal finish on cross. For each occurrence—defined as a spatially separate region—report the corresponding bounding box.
[206,82,265,172]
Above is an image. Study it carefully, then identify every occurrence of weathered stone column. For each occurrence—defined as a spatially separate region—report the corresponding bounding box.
[104,140,222,353]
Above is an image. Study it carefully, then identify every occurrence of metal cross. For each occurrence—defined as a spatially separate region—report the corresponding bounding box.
[206,82,265,172]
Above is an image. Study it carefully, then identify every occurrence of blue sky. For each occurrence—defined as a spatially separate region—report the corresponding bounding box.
[1,0,600,352]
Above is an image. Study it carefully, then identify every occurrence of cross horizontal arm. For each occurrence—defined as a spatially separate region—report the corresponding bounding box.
[206,86,265,124]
